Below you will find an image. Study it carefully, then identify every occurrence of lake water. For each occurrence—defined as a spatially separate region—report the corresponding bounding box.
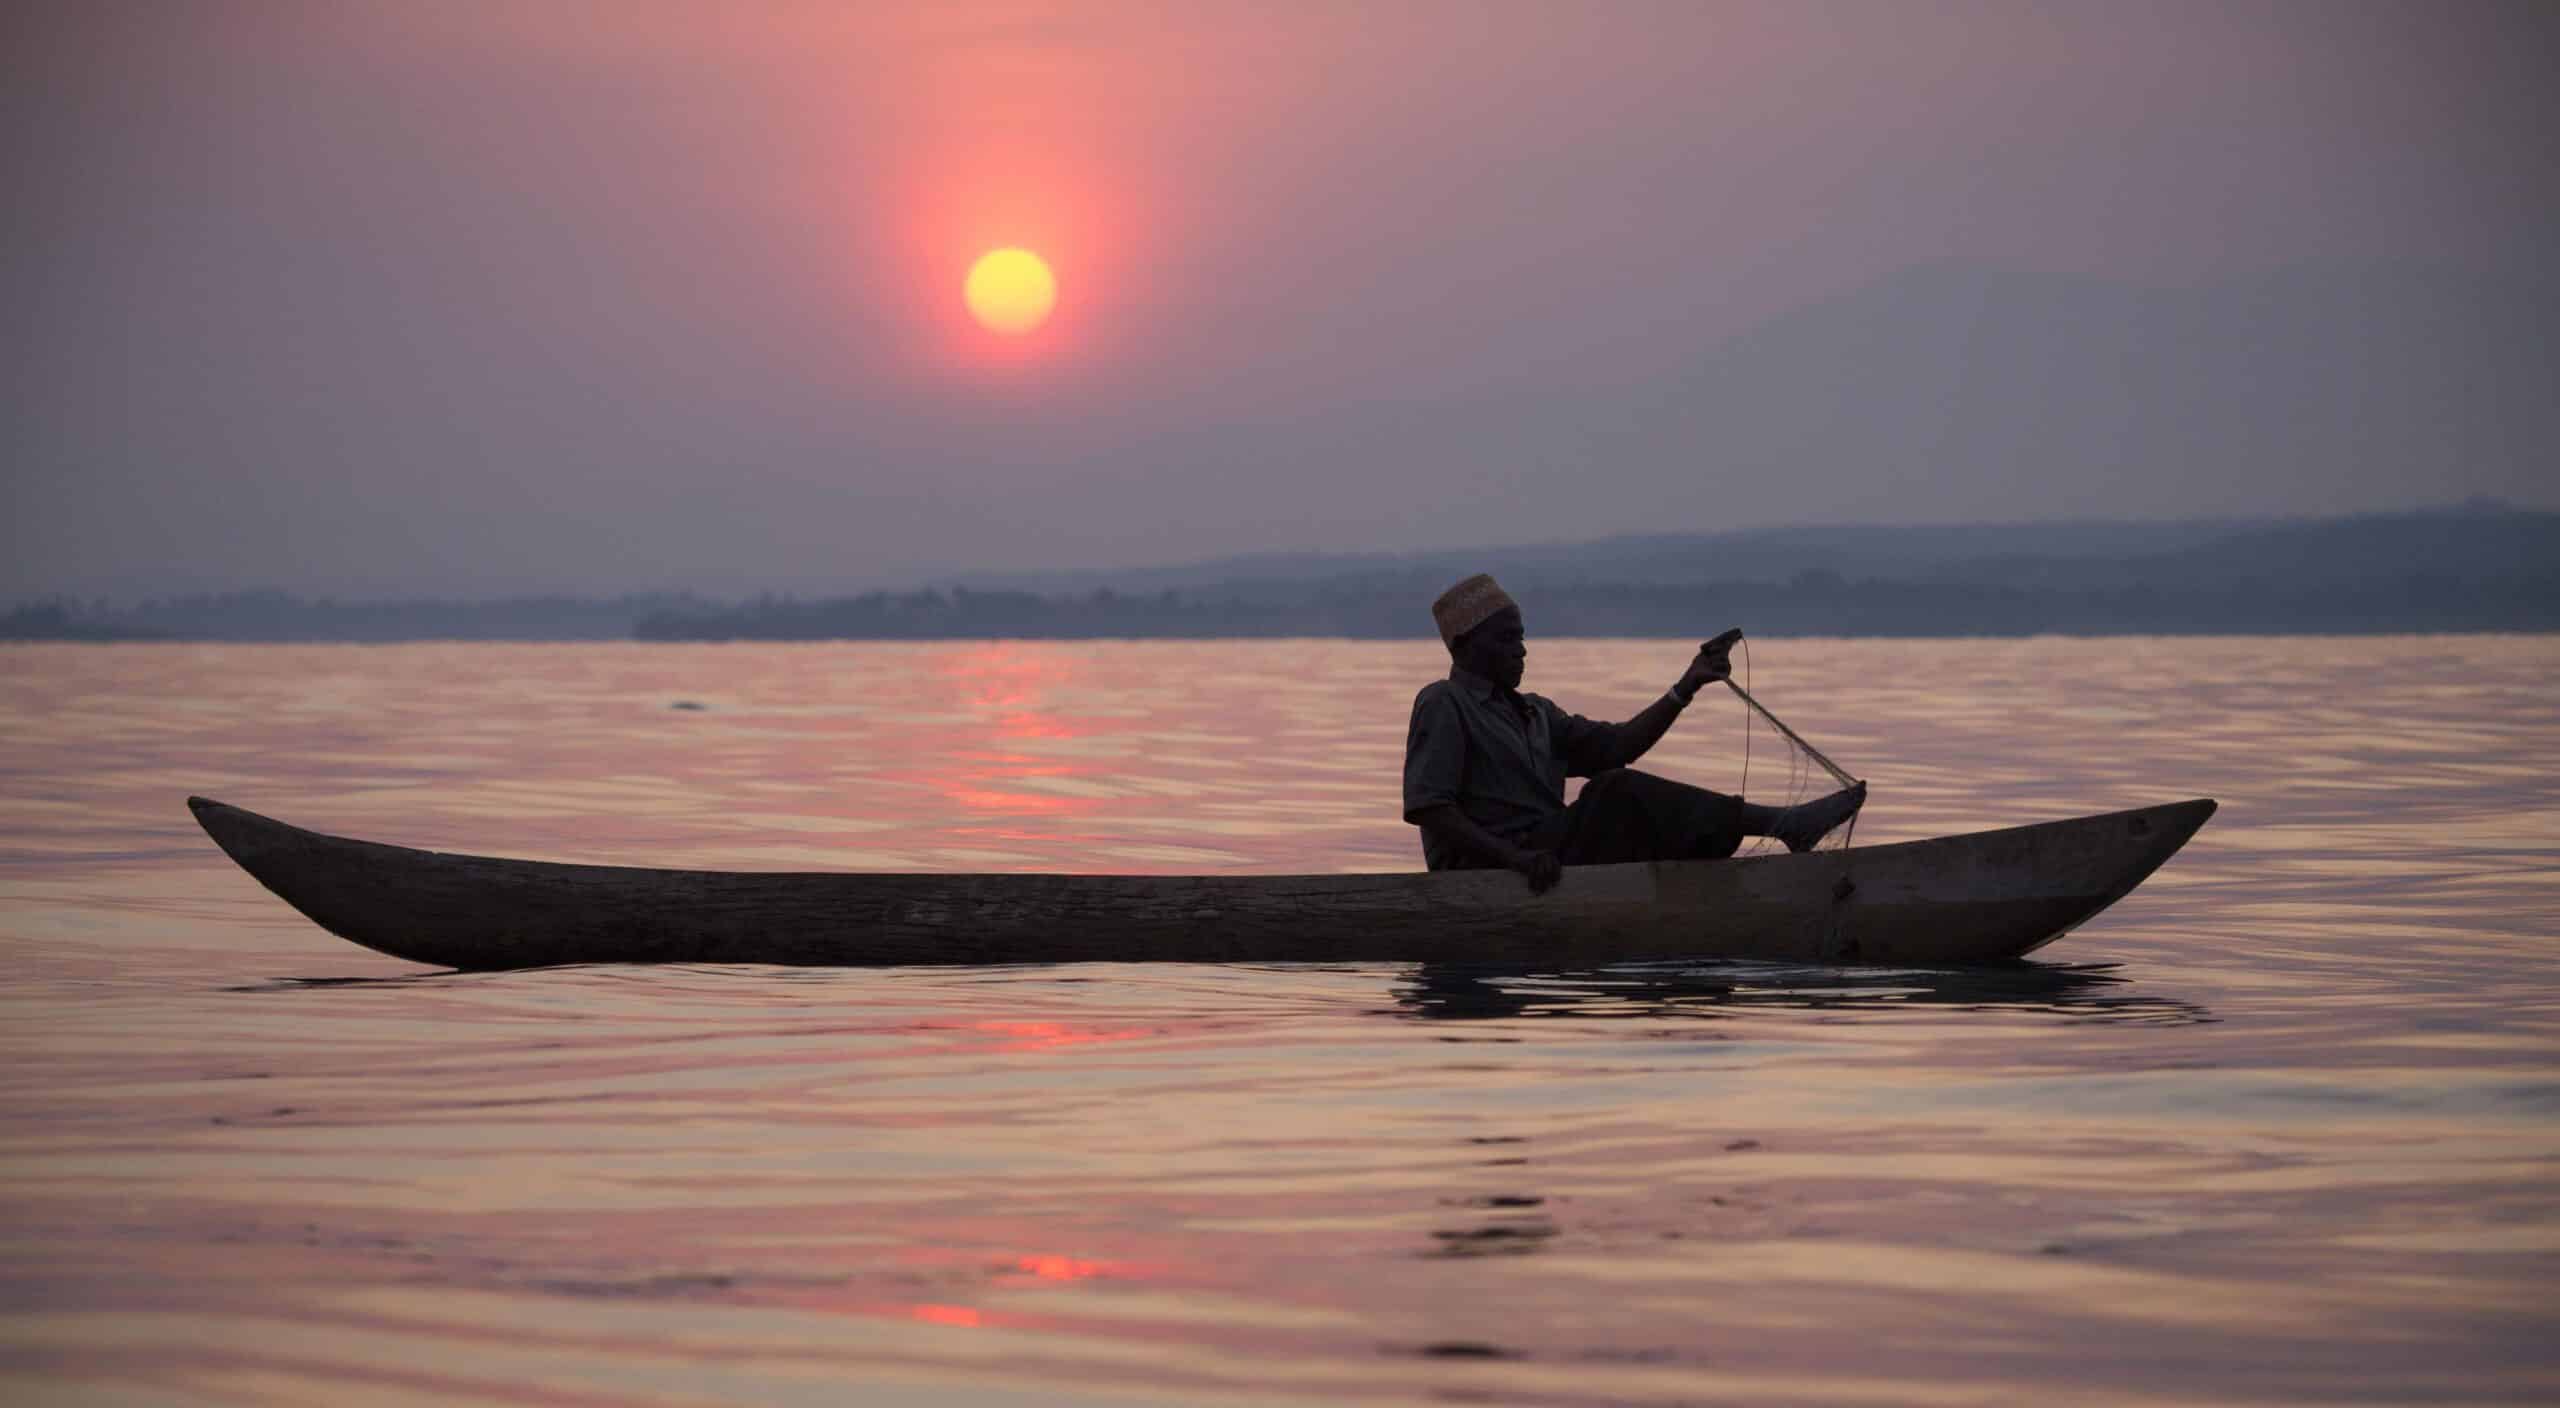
[2,637,2554,1405]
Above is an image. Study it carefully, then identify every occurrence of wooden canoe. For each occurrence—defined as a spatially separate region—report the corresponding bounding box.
[188,795,2213,971]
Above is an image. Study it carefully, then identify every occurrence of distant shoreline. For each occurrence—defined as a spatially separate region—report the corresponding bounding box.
[11,505,2554,643]
[10,626,2558,645]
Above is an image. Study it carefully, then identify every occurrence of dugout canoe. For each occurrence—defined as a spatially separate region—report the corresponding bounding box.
[187,795,2213,970]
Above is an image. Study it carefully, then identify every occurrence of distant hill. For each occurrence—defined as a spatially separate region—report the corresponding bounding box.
[11,507,2553,642]
[0,603,173,642]
[953,517,2268,600]
[958,501,2560,608]
[640,504,2558,640]
[0,593,709,643]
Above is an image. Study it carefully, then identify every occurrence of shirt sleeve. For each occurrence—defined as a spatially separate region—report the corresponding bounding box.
[1541,696,1626,777]
[1402,685,1467,821]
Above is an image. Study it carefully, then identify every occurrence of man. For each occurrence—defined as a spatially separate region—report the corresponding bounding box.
[1403,573,1866,893]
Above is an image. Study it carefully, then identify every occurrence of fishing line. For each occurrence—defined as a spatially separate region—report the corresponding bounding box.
[1736,634,1753,841]
[1723,634,1862,854]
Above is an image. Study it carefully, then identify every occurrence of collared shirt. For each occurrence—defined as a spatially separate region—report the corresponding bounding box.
[1402,666,1630,870]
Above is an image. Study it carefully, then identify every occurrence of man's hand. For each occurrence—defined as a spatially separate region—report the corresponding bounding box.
[1509,846,1563,895]
[1675,629,1740,701]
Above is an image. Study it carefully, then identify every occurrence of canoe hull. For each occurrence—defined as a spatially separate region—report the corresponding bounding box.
[187,796,2214,971]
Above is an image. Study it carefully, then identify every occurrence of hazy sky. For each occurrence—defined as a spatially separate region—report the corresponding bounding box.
[6,1,2554,599]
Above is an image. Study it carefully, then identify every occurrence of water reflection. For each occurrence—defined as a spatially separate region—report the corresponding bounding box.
[8,637,2553,1407]
[1390,960,2215,1026]
[226,971,489,991]
[232,960,2216,1030]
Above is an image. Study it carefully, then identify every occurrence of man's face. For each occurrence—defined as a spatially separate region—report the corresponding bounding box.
[1455,607,1527,689]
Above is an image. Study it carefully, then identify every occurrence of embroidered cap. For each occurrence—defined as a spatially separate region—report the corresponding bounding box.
[1431,573,1518,645]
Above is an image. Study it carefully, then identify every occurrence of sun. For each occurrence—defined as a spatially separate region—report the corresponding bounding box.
[963,248,1057,335]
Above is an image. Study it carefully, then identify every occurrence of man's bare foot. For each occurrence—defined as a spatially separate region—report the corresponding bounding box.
[1774,782,1866,853]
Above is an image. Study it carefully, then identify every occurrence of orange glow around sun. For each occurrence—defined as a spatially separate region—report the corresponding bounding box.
[963,248,1056,335]
[880,131,1137,367]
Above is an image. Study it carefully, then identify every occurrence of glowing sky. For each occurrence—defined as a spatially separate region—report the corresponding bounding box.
[4,1,2553,598]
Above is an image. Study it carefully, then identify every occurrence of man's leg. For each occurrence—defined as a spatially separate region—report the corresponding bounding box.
[1561,769,1865,863]
[1557,769,1746,865]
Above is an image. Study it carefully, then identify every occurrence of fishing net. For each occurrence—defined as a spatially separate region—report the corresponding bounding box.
[1727,637,1862,857]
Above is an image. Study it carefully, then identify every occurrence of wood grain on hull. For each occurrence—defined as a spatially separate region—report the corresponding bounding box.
[187,795,2215,971]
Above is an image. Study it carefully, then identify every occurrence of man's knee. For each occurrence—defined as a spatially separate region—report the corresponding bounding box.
[1581,768,1637,802]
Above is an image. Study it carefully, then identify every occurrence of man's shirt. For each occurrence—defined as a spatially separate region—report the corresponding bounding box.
[1402,666,1630,870]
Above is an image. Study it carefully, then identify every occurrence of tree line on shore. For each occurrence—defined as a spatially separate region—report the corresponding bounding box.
[628,571,2558,640]
[10,507,2554,641]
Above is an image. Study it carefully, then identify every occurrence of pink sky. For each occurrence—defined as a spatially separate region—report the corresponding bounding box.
[6,1,2554,597]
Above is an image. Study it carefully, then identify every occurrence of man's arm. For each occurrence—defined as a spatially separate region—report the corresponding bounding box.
[1411,803,1562,894]
[1581,691,1689,771]
[1563,633,1740,771]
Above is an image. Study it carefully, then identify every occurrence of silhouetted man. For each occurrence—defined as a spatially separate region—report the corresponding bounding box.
[1404,573,1865,893]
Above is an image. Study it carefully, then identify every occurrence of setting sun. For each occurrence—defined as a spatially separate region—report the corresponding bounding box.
[963,248,1057,335]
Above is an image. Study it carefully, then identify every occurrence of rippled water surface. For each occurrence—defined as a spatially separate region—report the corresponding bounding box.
[3,638,2555,1405]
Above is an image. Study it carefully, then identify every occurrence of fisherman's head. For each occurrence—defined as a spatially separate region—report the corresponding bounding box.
[1433,574,1526,689]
